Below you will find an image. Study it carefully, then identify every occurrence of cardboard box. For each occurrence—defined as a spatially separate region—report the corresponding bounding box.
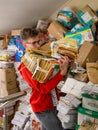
[0,86,19,97]
[2,34,10,49]
[77,5,98,26]
[78,107,98,125]
[82,93,98,112]
[65,26,94,46]
[0,80,17,90]
[76,41,98,67]
[74,73,88,82]
[0,68,17,82]
[8,87,19,95]
[0,68,18,97]
[83,5,98,23]
[47,21,67,40]
[11,29,21,36]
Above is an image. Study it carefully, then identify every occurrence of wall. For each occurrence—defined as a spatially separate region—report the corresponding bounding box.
[0,0,67,35]
[50,0,98,20]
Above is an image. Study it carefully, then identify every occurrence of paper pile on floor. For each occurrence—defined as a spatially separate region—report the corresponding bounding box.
[11,90,41,130]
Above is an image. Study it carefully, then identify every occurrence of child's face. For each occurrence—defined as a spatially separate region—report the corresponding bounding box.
[23,36,41,50]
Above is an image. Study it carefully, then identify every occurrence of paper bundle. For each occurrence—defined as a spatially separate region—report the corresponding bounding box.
[32,58,59,83]
[61,78,86,99]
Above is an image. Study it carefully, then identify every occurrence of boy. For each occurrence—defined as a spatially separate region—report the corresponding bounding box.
[18,28,69,130]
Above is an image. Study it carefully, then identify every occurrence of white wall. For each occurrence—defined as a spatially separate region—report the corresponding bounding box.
[0,0,67,35]
[0,0,98,35]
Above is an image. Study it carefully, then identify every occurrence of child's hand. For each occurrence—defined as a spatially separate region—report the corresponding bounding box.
[58,56,69,76]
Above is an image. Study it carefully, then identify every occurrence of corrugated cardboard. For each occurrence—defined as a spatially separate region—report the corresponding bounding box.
[11,29,21,36]
[0,68,17,82]
[0,80,17,90]
[86,62,98,84]
[47,21,67,40]
[2,34,10,49]
[77,5,98,27]
[82,5,98,23]
[76,41,98,67]
[0,68,17,91]
[7,87,19,95]
[0,86,19,98]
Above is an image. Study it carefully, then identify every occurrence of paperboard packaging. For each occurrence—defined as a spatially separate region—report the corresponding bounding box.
[61,78,86,99]
[0,68,17,82]
[2,34,9,49]
[82,5,98,23]
[40,41,51,51]
[65,26,94,46]
[76,41,98,67]
[11,29,21,36]
[82,93,98,112]
[8,87,19,95]
[0,80,17,90]
[77,5,98,26]
[36,20,48,31]
[0,68,17,90]
[0,86,19,97]
[47,21,67,40]
[78,107,98,125]
[74,73,88,82]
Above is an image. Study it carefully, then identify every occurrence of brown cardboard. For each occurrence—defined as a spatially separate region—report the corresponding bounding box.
[8,87,19,95]
[86,62,98,84]
[82,5,98,23]
[76,41,98,67]
[47,21,67,40]
[0,80,17,90]
[0,68,17,91]
[74,73,88,82]
[0,86,19,98]
[0,68,17,82]
[40,41,52,51]
[2,34,10,49]
[11,29,21,36]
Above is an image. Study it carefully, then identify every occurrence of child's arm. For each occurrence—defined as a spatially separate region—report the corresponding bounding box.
[18,56,69,94]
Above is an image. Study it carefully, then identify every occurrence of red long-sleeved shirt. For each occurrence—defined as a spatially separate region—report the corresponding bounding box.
[18,62,64,112]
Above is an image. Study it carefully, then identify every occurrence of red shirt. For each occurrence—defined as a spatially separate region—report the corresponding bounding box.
[18,62,64,112]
